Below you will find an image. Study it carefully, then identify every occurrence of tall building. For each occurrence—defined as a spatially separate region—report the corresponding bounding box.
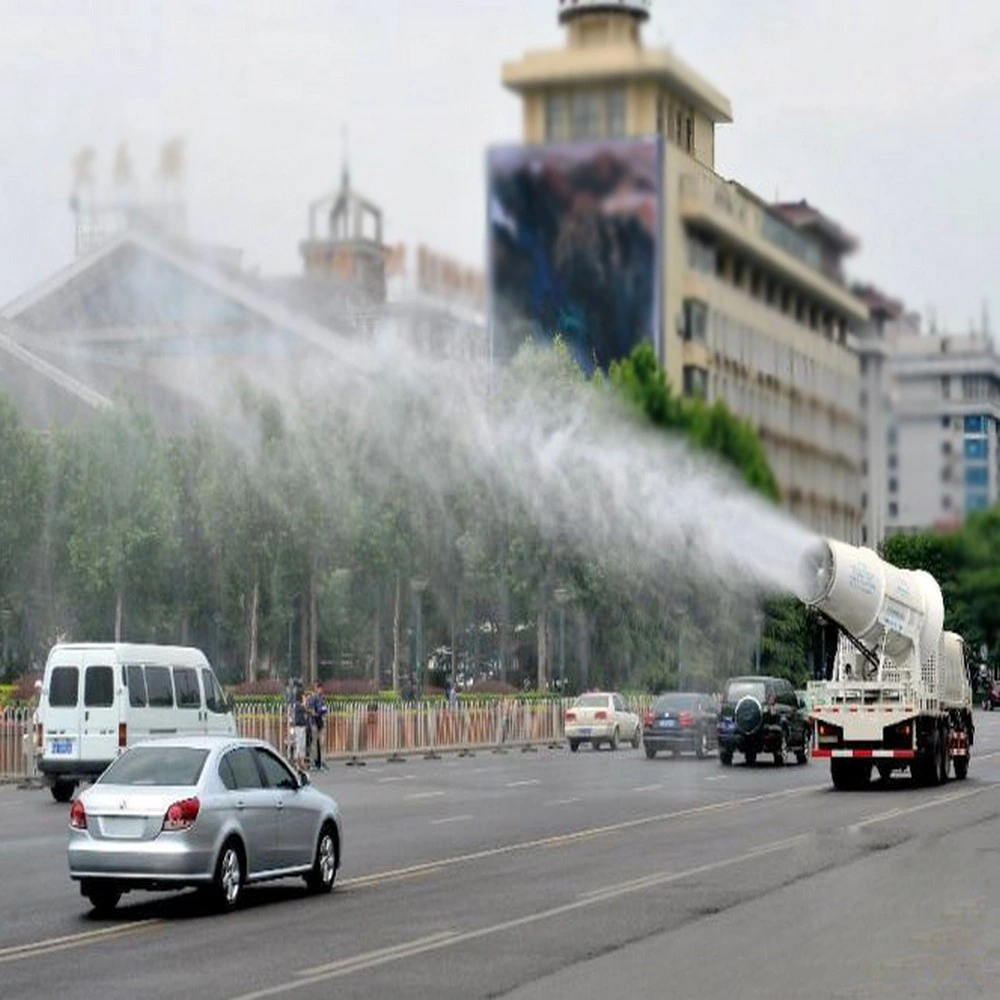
[500,0,870,541]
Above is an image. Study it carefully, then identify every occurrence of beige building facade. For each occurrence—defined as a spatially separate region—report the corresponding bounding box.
[502,0,869,541]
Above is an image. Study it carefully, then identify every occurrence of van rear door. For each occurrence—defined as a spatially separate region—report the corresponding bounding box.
[43,659,83,764]
[80,652,119,767]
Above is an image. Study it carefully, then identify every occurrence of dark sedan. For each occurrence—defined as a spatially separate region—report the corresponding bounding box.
[642,693,719,759]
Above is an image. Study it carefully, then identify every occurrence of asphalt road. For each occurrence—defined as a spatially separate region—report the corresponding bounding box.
[4,716,1000,999]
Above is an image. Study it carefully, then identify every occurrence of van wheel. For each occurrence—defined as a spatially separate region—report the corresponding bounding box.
[51,779,76,803]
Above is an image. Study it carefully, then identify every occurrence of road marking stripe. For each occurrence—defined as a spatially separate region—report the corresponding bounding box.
[548,797,581,806]
[0,920,160,965]
[632,784,662,793]
[336,784,822,890]
[850,786,988,832]
[403,791,445,800]
[429,815,474,826]
[228,833,812,999]
[505,779,541,787]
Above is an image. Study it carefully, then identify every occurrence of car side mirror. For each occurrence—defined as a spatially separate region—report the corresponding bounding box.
[297,770,310,788]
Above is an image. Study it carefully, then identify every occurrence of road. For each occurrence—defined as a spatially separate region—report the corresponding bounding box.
[3,715,1000,999]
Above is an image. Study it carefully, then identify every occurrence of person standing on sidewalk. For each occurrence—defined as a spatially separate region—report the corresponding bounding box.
[292,691,309,773]
[308,682,329,770]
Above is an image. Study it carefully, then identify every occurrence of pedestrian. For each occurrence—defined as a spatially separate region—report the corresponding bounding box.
[309,682,329,770]
[292,691,309,772]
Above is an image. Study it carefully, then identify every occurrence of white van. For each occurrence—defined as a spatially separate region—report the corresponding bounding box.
[37,643,237,801]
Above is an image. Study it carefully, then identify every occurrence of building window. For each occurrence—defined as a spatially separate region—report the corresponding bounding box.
[941,415,950,429]
[887,426,898,446]
[682,299,708,342]
[685,233,716,275]
[966,492,989,513]
[571,91,602,139]
[675,110,683,144]
[941,377,951,399]
[941,466,952,482]
[943,495,952,511]
[683,365,708,398]
[965,438,988,460]
[607,89,626,137]
[888,478,898,493]
[545,93,570,141]
[942,440,952,455]
[965,465,989,488]
[964,414,986,434]
[685,116,694,153]
[888,453,898,470]
[888,501,899,519]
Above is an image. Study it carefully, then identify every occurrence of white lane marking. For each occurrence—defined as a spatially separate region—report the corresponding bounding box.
[429,814,474,826]
[404,791,446,800]
[548,797,581,806]
[505,779,541,788]
[336,784,823,891]
[0,920,160,965]
[229,832,812,998]
[631,784,662,793]
[850,786,988,833]
[471,767,491,773]
[376,774,416,783]
[704,775,728,781]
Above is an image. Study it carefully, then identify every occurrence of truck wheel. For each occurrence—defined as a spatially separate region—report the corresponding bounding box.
[795,736,811,766]
[937,735,950,784]
[51,779,76,803]
[954,756,969,780]
[831,759,870,790]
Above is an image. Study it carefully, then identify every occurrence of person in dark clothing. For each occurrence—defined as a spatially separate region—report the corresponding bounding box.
[292,692,309,771]
[308,683,329,770]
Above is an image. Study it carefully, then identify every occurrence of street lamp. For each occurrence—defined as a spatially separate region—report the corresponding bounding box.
[410,576,429,697]
[554,587,570,695]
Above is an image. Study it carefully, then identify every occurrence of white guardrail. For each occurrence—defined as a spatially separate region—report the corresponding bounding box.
[1,697,656,780]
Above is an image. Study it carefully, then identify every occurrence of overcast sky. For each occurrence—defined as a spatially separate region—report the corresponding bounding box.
[1,0,997,330]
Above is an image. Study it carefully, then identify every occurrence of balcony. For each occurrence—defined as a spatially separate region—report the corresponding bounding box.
[677,165,869,323]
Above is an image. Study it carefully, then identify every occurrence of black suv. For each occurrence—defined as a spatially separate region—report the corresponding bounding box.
[717,675,810,767]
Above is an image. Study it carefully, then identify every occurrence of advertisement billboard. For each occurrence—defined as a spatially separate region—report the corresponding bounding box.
[487,136,662,372]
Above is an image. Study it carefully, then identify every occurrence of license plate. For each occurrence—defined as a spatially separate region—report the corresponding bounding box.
[579,727,591,736]
[49,739,74,755]
[101,817,146,839]
[659,719,676,728]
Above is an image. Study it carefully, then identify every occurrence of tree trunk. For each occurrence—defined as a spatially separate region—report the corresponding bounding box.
[300,590,309,681]
[575,608,590,690]
[180,612,189,645]
[536,600,548,691]
[114,589,123,643]
[247,577,260,684]
[391,572,401,692]
[372,583,382,691]
[309,569,319,685]
[498,578,510,685]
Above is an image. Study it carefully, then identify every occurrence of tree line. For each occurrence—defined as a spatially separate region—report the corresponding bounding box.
[0,339,814,693]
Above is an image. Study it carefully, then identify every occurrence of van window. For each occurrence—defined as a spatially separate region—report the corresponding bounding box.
[126,665,147,708]
[173,667,201,709]
[145,666,174,708]
[84,666,114,707]
[49,667,79,707]
[202,669,226,714]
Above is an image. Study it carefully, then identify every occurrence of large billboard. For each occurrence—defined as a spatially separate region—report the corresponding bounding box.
[487,136,662,372]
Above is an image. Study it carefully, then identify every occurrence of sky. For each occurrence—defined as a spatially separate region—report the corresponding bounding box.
[1,0,997,331]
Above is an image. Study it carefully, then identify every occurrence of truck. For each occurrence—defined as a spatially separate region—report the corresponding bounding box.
[800,538,974,790]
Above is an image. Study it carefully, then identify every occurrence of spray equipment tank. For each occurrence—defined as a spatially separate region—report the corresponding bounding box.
[797,538,944,680]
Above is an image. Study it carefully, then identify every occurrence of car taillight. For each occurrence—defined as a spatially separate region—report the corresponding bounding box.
[118,722,127,748]
[565,710,576,722]
[162,797,200,832]
[678,711,694,727]
[594,710,608,720]
[69,799,87,830]
[643,710,653,726]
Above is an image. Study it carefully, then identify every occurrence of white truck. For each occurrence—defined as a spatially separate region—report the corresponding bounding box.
[800,539,974,790]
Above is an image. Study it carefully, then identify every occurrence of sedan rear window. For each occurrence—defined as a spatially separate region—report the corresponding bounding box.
[97,747,209,786]
[574,694,610,708]
[653,694,700,712]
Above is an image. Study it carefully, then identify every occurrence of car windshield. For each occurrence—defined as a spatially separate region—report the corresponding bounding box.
[653,694,700,712]
[574,694,610,708]
[725,681,766,703]
[97,747,210,787]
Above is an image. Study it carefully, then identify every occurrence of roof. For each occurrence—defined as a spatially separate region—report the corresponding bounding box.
[771,200,859,254]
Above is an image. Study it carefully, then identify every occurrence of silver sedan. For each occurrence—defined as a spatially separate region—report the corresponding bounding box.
[67,735,343,914]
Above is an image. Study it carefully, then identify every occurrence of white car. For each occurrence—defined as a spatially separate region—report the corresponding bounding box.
[564,692,641,752]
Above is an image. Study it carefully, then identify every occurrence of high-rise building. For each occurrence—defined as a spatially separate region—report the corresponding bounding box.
[499,0,870,541]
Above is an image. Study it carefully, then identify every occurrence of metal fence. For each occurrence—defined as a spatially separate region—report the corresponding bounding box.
[0,696,656,780]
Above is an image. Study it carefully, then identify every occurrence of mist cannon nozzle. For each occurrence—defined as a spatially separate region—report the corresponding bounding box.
[797,538,835,606]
